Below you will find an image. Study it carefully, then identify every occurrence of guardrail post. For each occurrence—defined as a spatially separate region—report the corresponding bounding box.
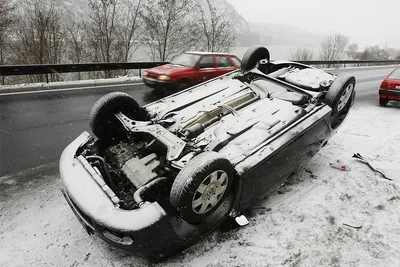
[46,73,49,83]
[1,76,4,85]
[139,68,141,77]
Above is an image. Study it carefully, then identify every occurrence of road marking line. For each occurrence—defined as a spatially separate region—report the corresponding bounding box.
[0,82,145,96]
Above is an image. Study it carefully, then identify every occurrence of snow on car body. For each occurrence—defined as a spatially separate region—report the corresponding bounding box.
[59,46,356,261]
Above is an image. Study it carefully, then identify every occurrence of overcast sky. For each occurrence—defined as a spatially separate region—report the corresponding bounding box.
[227,0,400,48]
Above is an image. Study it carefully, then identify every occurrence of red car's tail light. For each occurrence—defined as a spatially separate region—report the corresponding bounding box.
[380,79,389,89]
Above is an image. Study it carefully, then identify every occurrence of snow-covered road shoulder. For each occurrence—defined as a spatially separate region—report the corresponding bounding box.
[0,101,399,267]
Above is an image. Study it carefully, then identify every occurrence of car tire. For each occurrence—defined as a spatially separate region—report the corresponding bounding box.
[324,75,356,128]
[379,98,388,107]
[325,75,356,115]
[241,46,270,71]
[170,152,235,224]
[89,92,148,140]
[176,79,192,91]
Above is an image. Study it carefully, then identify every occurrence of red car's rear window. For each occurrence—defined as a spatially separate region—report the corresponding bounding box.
[388,68,400,79]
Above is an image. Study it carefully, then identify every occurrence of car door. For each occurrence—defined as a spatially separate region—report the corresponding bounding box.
[193,55,217,84]
[215,56,237,77]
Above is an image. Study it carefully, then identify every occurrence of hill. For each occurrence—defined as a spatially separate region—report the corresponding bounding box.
[238,22,324,48]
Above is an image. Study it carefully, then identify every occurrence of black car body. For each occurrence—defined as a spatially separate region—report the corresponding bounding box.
[60,46,356,261]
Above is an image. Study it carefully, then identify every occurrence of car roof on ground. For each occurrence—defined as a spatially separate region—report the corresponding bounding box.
[184,51,237,56]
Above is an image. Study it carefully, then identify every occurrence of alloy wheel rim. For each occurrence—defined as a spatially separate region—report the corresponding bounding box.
[191,170,228,214]
[337,84,354,112]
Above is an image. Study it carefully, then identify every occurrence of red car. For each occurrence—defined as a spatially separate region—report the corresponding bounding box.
[142,52,241,90]
[379,66,400,106]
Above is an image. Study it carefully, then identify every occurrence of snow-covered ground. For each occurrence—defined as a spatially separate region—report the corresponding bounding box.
[0,76,143,91]
[0,101,399,267]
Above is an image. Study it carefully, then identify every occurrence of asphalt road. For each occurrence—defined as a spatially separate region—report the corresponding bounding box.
[0,66,397,176]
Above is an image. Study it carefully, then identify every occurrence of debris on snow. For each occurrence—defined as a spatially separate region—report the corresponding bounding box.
[342,223,362,229]
[352,153,392,180]
[329,159,352,171]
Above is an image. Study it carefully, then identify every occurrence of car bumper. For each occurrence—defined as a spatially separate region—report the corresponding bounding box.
[379,89,400,101]
[142,77,175,89]
[59,132,185,260]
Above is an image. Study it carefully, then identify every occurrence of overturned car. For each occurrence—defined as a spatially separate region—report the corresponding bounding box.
[60,46,356,261]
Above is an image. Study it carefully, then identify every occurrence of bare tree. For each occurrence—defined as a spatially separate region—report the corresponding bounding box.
[114,0,143,76]
[384,47,400,59]
[66,18,87,80]
[117,0,143,63]
[141,0,198,61]
[86,0,136,78]
[345,43,359,59]
[66,19,85,63]
[0,0,14,62]
[197,0,238,52]
[355,45,390,61]
[84,0,143,78]
[290,48,314,61]
[86,0,121,64]
[13,0,65,82]
[0,0,15,84]
[319,34,349,67]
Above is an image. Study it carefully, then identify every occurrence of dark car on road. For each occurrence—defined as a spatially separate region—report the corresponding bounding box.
[60,46,356,261]
[379,66,400,106]
[142,51,241,90]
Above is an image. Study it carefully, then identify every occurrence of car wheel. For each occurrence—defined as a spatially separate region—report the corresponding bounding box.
[176,79,192,91]
[170,152,235,224]
[241,46,270,71]
[379,98,388,107]
[325,75,356,115]
[324,75,356,128]
[89,92,148,140]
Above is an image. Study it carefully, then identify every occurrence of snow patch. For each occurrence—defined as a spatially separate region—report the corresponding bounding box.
[0,76,143,91]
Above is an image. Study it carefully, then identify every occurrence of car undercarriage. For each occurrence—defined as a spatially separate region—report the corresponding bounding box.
[73,61,338,211]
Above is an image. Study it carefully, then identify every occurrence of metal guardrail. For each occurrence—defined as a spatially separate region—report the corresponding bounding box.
[297,60,400,66]
[0,62,168,76]
[1,60,399,77]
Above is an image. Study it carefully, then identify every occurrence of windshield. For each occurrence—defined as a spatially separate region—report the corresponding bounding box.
[170,53,201,67]
[388,68,400,80]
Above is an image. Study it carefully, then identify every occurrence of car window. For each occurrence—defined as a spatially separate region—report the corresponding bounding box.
[388,68,400,79]
[216,56,233,68]
[198,56,215,68]
[230,57,242,67]
[170,53,202,67]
